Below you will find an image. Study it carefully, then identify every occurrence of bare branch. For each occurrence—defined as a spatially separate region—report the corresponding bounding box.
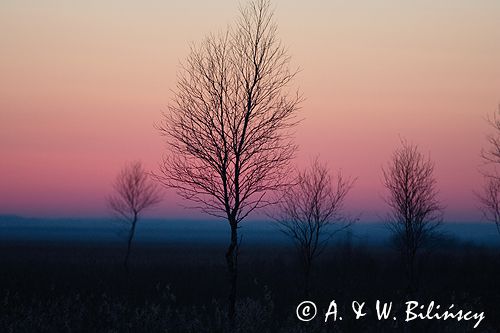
[479,105,500,234]
[481,105,500,169]
[478,176,500,234]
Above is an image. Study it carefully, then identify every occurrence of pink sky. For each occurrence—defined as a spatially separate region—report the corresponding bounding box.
[1,0,499,221]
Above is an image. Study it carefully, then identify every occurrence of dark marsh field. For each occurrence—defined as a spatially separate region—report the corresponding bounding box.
[0,217,500,332]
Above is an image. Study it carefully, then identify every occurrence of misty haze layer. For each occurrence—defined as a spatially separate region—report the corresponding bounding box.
[0,216,497,247]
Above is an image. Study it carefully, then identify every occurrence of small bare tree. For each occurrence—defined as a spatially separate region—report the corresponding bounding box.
[156,0,301,324]
[273,159,355,296]
[479,105,500,234]
[382,140,443,293]
[108,161,162,272]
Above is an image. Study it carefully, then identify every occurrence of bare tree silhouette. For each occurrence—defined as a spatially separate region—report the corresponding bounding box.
[156,0,301,324]
[108,161,162,273]
[382,140,443,293]
[273,158,355,296]
[479,105,500,234]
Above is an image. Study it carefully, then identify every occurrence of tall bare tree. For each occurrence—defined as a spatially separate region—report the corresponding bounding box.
[273,159,354,296]
[479,105,500,234]
[382,140,443,293]
[156,0,301,324]
[108,161,162,272]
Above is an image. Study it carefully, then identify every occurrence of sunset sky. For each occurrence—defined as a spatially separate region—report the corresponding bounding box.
[1,0,499,221]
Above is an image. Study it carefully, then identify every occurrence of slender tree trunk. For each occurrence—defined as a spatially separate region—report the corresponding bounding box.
[124,214,138,274]
[404,249,417,333]
[409,257,414,293]
[303,261,311,298]
[225,218,238,329]
[409,250,418,293]
[405,247,417,295]
[300,249,312,297]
